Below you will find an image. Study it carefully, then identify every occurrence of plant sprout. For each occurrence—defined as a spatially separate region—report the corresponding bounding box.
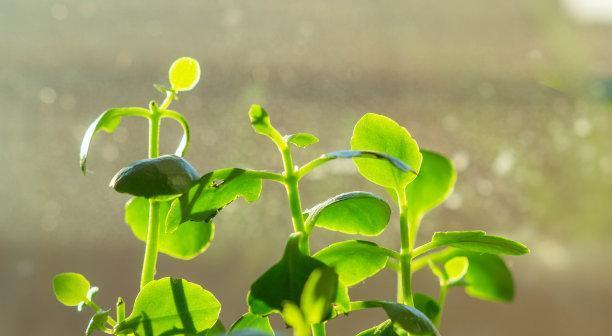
[53,58,529,336]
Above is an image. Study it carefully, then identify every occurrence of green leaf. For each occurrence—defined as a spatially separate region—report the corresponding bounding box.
[300,267,338,324]
[80,107,150,173]
[286,133,319,148]
[248,105,282,142]
[169,57,201,92]
[322,150,416,174]
[52,272,90,307]
[86,309,109,336]
[282,303,309,336]
[413,293,440,321]
[403,150,456,222]
[351,113,422,190]
[247,233,335,315]
[115,277,221,335]
[438,249,516,302]
[228,313,274,336]
[356,320,403,336]
[356,301,440,336]
[445,256,469,284]
[203,320,226,336]
[126,197,214,260]
[314,240,390,286]
[334,282,351,314]
[429,231,529,256]
[78,286,100,312]
[110,155,200,198]
[165,168,263,232]
[304,192,391,236]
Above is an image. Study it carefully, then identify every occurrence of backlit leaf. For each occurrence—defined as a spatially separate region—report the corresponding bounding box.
[169,57,201,92]
[166,168,262,232]
[80,107,150,173]
[86,310,109,336]
[445,256,469,284]
[115,278,220,335]
[52,272,90,307]
[126,197,214,260]
[356,320,402,336]
[356,301,440,336]
[322,150,415,174]
[314,240,389,286]
[304,192,391,236]
[286,133,319,148]
[300,267,338,324]
[430,231,529,256]
[228,313,274,336]
[351,113,422,190]
[413,293,440,321]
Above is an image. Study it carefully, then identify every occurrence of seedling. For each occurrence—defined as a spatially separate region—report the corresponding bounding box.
[53,58,529,336]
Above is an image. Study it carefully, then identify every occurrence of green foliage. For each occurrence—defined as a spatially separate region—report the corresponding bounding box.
[425,230,530,256]
[248,233,339,316]
[286,133,319,148]
[126,197,214,260]
[304,192,390,236]
[228,313,274,336]
[403,150,456,223]
[166,168,263,232]
[58,59,530,336]
[115,277,221,335]
[351,113,422,190]
[110,155,200,198]
[53,272,91,307]
[314,240,390,286]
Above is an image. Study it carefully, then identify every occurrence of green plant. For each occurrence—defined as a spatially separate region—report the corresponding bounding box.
[53,58,529,336]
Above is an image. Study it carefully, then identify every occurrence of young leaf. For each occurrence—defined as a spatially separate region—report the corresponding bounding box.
[247,233,336,315]
[110,155,200,198]
[413,293,440,321]
[444,256,469,284]
[114,277,221,335]
[314,240,390,286]
[428,231,529,256]
[285,133,319,148]
[165,168,263,232]
[403,150,456,222]
[304,192,391,236]
[52,272,91,307]
[86,310,110,336]
[355,301,440,336]
[351,113,422,190]
[126,197,214,260]
[80,107,150,173]
[282,303,309,336]
[438,249,516,302]
[228,313,274,336]
[356,320,399,336]
[300,267,338,324]
[169,57,201,92]
[248,105,282,142]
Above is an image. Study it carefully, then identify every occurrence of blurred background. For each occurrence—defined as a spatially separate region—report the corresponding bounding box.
[1,0,611,335]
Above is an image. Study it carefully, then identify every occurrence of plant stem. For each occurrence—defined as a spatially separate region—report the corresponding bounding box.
[434,285,449,327]
[278,143,309,253]
[397,189,414,306]
[311,322,326,336]
[140,107,162,289]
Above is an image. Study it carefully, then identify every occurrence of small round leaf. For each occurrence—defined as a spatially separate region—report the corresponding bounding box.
[53,272,91,306]
[169,57,201,92]
[314,240,389,286]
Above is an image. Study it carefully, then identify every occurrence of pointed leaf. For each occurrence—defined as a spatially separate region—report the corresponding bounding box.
[80,107,150,173]
[300,267,338,324]
[403,150,456,222]
[430,231,529,255]
[304,192,391,236]
[247,233,335,315]
[115,278,221,335]
[110,155,200,198]
[166,168,263,232]
[314,240,390,286]
[126,197,214,260]
[52,273,90,307]
[286,133,319,148]
[228,313,274,336]
[351,113,422,189]
[86,309,110,336]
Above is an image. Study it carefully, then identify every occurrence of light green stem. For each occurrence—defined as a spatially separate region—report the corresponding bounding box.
[279,143,309,254]
[311,322,326,336]
[434,285,448,327]
[139,102,164,289]
[397,189,414,306]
